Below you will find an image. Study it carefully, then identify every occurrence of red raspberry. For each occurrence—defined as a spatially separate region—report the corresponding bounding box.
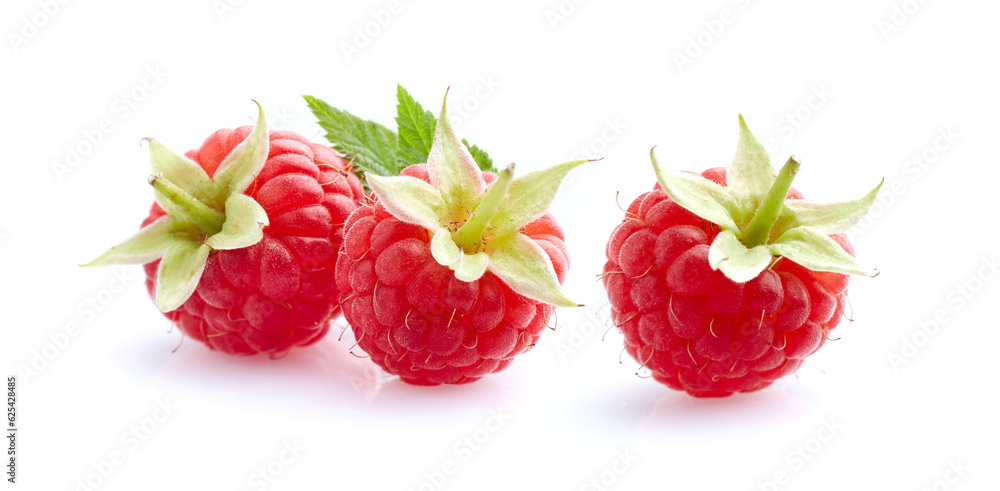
[87,105,364,356]
[605,116,880,397]
[604,168,851,397]
[338,165,569,385]
[329,93,584,385]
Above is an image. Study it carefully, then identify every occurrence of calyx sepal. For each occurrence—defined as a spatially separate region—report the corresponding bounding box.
[651,114,881,282]
[84,102,273,312]
[365,92,586,308]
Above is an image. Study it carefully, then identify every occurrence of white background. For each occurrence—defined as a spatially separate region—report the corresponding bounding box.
[2,1,998,490]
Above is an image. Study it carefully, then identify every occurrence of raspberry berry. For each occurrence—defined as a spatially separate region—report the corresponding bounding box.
[604,116,881,397]
[86,103,364,356]
[335,92,586,385]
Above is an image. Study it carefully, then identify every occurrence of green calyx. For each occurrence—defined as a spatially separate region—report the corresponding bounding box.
[366,91,589,308]
[740,156,800,248]
[451,163,515,253]
[652,114,882,283]
[84,102,272,312]
[147,173,225,235]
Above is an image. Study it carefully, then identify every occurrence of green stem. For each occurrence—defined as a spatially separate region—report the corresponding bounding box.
[452,163,515,252]
[149,173,226,235]
[740,156,800,248]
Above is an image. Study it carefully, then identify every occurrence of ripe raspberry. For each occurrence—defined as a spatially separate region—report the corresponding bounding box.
[338,166,569,384]
[87,104,364,356]
[605,116,881,397]
[335,93,585,385]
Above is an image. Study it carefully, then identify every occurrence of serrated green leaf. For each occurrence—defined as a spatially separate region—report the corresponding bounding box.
[776,179,884,236]
[651,148,739,230]
[770,227,877,276]
[395,85,437,164]
[366,174,446,231]
[729,114,777,202]
[708,229,773,283]
[462,139,496,173]
[155,241,212,312]
[396,141,426,167]
[83,216,192,266]
[493,159,588,238]
[304,95,401,177]
[206,194,269,250]
[488,233,578,308]
[213,101,270,201]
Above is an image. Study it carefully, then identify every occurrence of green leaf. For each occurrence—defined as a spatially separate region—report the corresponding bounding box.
[304,94,401,177]
[426,93,487,215]
[728,114,777,202]
[395,84,438,165]
[493,159,588,238]
[366,174,446,231]
[777,179,885,236]
[462,139,496,173]
[396,140,425,168]
[651,148,739,230]
[708,230,773,283]
[212,101,270,200]
[83,216,192,266]
[488,233,578,308]
[155,241,212,312]
[770,227,878,276]
[206,194,269,250]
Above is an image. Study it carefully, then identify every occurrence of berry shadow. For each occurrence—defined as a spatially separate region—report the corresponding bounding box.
[134,320,389,409]
[558,379,819,440]
[360,370,524,425]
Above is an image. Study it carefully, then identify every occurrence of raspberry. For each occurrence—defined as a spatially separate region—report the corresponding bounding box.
[605,116,881,397]
[338,169,568,384]
[334,93,584,385]
[87,104,364,356]
[605,169,851,397]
